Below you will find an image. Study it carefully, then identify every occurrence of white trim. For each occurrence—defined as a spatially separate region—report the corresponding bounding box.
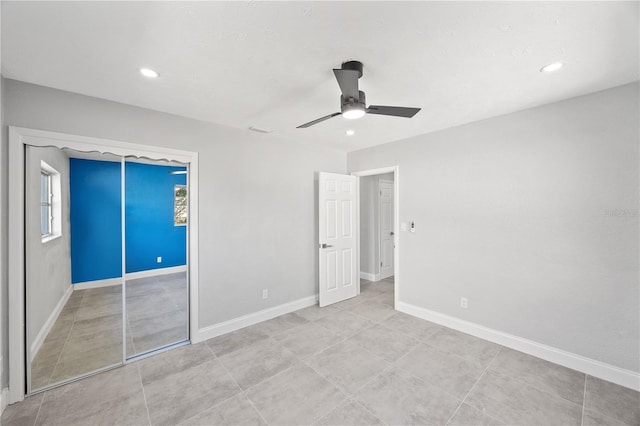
[8,127,26,404]
[0,387,8,415]
[127,265,187,280]
[73,266,188,290]
[30,285,73,362]
[396,301,640,392]
[73,277,123,291]
[351,166,400,309]
[194,295,318,343]
[360,271,380,282]
[8,127,200,404]
[41,234,62,244]
[121,156,127,364]
[378,178,394,280]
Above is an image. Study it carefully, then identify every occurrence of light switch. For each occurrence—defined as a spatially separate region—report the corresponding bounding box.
[410,222,416,233]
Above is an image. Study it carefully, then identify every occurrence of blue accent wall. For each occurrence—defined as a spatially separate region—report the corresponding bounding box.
[70,159,122,283]
[124,162,187,273]
[70,158,186,283]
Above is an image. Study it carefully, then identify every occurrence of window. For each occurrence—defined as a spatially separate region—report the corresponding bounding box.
[40,171,52,237]
[40,161,62,242]
[174,185,188,226]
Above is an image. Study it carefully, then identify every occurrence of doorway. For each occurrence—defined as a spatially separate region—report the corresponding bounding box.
[316,167,399,309]
[351,166,399,307]
[8,127,200,404]
[358,173,395,283]
[353,166,399,308]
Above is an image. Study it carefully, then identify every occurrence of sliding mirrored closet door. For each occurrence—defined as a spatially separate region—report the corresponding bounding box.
[27,147,124,392]
[124,158,189,358]
[26,147,190,394]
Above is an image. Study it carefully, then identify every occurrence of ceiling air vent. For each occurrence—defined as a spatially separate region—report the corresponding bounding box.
[248,126,272,134]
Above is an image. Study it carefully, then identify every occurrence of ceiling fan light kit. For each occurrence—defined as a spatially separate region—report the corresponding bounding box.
[297,60,421,128]
[341,92,366,119]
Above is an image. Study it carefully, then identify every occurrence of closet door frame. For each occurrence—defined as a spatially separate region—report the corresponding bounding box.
[8,126,200,404]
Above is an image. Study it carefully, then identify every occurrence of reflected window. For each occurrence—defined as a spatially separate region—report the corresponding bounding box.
[40,161,61,242]
[174,185,187,226]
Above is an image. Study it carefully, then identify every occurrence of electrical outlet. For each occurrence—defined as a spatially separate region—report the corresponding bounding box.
[262,289,269,299]
[460,297,468,309]
[156,256,162,263]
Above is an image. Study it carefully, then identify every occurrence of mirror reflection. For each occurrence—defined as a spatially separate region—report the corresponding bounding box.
[27,148,189,393]
[124,158,189,357]
[28,147,123,391]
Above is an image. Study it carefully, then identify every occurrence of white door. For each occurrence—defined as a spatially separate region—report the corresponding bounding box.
[379,179,394,279]
[319,172,358,307]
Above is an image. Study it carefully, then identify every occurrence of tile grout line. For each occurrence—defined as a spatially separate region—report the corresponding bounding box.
[203,343,271,426]
[260,286,397,422]
[580,375,587,426]
[281,338,361,426]
[353,398,390,426]
[228,330,357,425]
[444,348,503,425]
[346,362,397,412]
[126,311,137,355]
[174,346,247,425]
[46,294,82,387]
[135,361,153,426]
[479,355,588,412]
[31,392,46,426]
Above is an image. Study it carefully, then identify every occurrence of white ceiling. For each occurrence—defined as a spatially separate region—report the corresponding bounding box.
[2,1,638,152]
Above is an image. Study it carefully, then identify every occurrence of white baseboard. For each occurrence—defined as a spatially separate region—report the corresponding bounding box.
[193,295,318,343]
[396,301,640,392]
[74,265,187,290]
[360,271,380,282]
[30,285,73,361]
[74,277,122,290]
[0,356,5,414]
[0,387,8,415]
[127,265,187,280]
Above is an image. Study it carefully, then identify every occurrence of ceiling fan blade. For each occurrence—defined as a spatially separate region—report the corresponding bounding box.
[297,112,341,128]
[332,69,360,99]
[366,105,421,118]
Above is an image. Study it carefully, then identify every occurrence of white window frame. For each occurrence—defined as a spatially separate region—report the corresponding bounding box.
[40,160,62,243]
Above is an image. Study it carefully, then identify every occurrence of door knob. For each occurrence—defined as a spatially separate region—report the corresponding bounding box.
[390,232,395,236]
[320,243,333,248]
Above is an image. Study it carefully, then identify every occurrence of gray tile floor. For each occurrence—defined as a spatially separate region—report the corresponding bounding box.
[30,273,188,391]
[6,277,639,426]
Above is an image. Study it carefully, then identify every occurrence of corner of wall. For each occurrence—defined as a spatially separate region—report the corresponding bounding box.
[0,72,9,412]
[0,72,10,399]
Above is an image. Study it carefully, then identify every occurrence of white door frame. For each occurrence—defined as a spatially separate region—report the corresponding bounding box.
[351,166,399,307]
[378,178,394,280]
[7,126,200,403]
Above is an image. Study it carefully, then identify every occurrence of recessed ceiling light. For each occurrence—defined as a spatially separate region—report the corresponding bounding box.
[346,130,355,136]
[140,68,160,78]
[540,62,563,73]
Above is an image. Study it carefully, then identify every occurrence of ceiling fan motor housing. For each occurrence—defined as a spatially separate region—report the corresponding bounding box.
[341,60,364,78]
[341,90,366,116]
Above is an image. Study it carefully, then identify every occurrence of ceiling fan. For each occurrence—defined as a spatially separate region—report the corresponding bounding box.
[297,60,421,128]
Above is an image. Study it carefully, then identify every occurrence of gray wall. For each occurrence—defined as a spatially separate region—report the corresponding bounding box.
[348,83,639,372]
[359,176,376,275]
[25,146,72,352]
[359,173,394,276]
[2,79,346,343]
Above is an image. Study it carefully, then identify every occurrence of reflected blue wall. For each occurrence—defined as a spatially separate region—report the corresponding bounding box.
[70,159,187,283]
